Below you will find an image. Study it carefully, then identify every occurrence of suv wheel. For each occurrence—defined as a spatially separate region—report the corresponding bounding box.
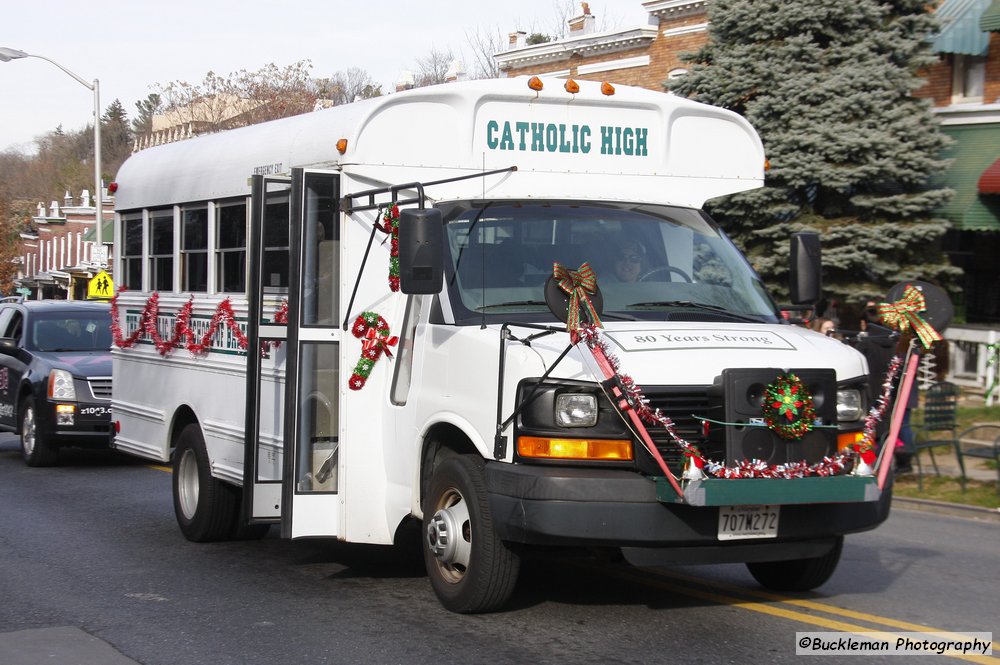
[21,396,58,467]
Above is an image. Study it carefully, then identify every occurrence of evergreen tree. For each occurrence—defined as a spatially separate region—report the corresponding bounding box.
[671,0,960,305]
[133,93,162,135]
[102,98,134,178]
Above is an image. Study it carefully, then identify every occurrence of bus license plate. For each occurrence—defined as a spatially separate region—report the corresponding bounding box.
[718,505,780,540]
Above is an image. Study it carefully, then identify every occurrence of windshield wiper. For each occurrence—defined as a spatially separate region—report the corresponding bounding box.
[626,300,764,322]
[476,300,549,311]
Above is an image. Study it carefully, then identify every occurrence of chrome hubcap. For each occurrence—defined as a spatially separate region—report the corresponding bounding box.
[177,448,200,520]
[22,407,36,455]
[426,488,472,582]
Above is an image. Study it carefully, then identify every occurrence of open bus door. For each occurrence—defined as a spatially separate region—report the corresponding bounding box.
[244,169,342,538]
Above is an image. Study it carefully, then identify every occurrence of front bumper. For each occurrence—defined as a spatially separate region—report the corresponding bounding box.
[486,463,892,560]
[38,399,112,448]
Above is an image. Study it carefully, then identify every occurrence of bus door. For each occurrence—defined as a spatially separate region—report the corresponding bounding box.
[244,174,293,524]
[245,169,342,537]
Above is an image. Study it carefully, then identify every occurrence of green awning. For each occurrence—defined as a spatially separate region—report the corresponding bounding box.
[935,124,1000,231]
[81,219,114,243]
[981,0,1000,31]
[933,0,991,54]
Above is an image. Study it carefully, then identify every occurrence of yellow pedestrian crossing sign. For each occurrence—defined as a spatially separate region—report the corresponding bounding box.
[88,270,115,300]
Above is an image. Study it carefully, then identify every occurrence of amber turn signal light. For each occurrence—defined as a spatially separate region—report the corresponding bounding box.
[837,431,866,451]
[517,436,633,461]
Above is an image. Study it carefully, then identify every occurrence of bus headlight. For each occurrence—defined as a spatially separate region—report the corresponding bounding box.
[836,389,863,421]
[48,369,76,401]
[555,393,598,427]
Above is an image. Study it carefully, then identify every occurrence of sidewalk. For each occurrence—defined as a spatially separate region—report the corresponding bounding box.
[0,627,139,665]
[892,441,1000,523]
[910,445,997,483]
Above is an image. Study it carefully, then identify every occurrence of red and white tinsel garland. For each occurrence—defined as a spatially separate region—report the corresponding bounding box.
[110,291,288,357]
[577,325,900,479]
[376,205,401,293]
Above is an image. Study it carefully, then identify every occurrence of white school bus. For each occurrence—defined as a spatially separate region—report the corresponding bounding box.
[111,78,892,613]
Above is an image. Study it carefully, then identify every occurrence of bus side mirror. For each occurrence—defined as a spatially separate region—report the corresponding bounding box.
[398,208,444,294]
[789,232,821,305]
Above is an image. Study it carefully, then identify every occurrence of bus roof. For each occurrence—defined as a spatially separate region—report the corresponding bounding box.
[114,77,765,211]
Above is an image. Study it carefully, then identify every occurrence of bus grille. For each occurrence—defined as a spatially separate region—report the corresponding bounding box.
[640,386,714,474]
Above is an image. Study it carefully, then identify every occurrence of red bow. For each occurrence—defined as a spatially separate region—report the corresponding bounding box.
[552,262,602,343]
[363,327,398,360]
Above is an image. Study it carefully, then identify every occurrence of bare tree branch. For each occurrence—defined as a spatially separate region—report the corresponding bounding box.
[466,26,504,79]
[152,60,319,134]
[414,47,456,87]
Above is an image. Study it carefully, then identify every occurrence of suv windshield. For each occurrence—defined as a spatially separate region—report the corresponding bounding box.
[440,201,778,325]
[30,312,112,352]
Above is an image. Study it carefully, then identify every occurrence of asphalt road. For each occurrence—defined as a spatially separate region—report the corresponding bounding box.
[0,433,997,665]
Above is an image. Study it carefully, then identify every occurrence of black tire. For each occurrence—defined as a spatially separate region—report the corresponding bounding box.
[20,396,58,467]
[746,536,844,592]
[172,423,238,542]
[423,456,520,613]
[231,517,271,541]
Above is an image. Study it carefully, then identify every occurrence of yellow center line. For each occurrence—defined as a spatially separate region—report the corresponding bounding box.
[596,566,997,664]
[660,569,999,649]
[147,464,171,473]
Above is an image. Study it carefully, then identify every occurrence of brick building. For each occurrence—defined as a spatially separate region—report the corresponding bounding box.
[496,0,1000,327]
[496,1,709,91]
[15,190,113,300]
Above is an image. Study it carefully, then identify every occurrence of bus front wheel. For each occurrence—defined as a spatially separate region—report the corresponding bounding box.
[746,535,844,591]
[423,456,520,613]
[172,423,238,542]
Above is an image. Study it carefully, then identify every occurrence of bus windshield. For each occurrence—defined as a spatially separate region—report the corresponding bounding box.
[439,201,779,325]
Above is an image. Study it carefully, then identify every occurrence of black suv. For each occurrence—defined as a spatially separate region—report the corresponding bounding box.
[0,299,112,466]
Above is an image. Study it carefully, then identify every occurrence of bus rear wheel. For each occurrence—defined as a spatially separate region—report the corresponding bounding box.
[423,456,520,613]
[746,535,844,592]
[173,423,238,542]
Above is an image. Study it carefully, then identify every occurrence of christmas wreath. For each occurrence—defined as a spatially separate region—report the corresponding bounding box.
[762,373,816,441]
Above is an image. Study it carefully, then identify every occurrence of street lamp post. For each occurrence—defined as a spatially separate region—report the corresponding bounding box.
[0,47,103,253]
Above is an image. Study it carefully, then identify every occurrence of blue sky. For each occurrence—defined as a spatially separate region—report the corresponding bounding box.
[0,0,649,152]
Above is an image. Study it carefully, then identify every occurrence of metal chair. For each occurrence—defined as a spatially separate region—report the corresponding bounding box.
[953,423,1000,495]
[912,381,960,491]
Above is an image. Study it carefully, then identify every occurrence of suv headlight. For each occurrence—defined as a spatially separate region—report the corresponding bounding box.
[836,389,863,421]
[48,369,77,401]
[555,393,598,427]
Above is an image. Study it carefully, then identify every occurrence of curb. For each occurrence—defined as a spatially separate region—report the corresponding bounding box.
[892,496,1000,523]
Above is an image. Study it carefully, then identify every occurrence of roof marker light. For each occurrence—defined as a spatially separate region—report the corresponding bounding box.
[108,182,118,194]
[564,79,580,94]
[336,138,348,154]
[528,76,544,92]
[601,82,615,96]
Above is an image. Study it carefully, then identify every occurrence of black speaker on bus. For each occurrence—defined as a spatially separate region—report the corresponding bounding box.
[706,368,838,466]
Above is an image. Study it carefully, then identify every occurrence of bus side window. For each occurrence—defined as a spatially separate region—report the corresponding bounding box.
[149,210,174,292]
[216,202,247,294]
[121,215,143,291]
